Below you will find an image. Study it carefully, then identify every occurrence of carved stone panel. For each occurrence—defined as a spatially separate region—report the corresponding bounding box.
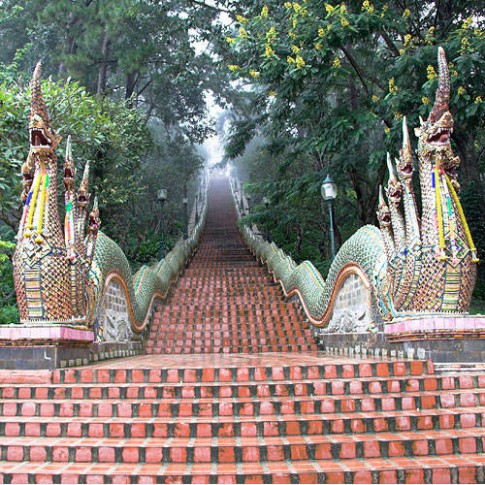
[325,273,372,333]
[102,279,133,343]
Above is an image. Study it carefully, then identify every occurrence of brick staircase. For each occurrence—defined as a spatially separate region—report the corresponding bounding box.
[0,176,484,484]
[146,176,318,355]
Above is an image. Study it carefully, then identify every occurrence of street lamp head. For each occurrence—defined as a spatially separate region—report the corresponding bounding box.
[157,188,168,202]
[321,174,337,201]
[262,196,270,208]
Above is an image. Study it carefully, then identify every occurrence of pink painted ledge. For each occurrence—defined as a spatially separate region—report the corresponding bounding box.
[385,315,485,335]
[0,325,94,342]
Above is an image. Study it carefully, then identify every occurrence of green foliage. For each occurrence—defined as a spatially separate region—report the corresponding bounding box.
[0,235,18,324]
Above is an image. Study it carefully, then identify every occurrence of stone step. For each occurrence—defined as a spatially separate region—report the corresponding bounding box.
[148,344,319,354]
[2,373,483,400]
[51,359,431,384]
[2,389,483,418]
[0,455,483,484]
[1,408,482,439]
[1,428,483,464]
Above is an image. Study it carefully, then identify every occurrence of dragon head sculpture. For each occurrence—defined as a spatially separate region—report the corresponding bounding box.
[29,63,61,154]
[377,186,391,228]
[385,153,403,208]
[414,47,461,190]
[396,117,414,182]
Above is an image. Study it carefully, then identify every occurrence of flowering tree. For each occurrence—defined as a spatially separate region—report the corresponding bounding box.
[222,0,483,194]
[218,0,484,288]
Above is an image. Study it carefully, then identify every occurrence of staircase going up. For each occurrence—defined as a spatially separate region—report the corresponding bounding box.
[146,176,318,355]
[0,176,484,484]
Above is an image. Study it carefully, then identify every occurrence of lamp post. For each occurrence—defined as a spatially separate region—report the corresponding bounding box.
[183,196,189,240]
[263,196,271,242]
[246,195,251,215]
[157,187,168,259]
[240,189,244,213]
[195,193,199,224]
[321,174,338,261]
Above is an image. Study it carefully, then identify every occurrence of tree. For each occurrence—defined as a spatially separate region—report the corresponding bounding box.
[217,1,484,292]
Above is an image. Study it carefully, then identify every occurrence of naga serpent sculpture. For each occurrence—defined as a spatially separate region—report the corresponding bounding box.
[12,63,205,339]
[241,47,478,327]
[11,48,478,341]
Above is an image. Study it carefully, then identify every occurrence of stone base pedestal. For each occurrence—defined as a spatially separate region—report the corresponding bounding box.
[0,324,94,370]
[318,315,485,363]
[384,315,485,363]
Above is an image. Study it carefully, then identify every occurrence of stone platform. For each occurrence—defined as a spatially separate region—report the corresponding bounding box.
[0,324,143,370]
[318,315,485,363]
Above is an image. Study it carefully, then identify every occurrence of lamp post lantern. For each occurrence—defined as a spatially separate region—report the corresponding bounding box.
[321,174,338,261]
[263,196,271,242]
[157,187,168,259]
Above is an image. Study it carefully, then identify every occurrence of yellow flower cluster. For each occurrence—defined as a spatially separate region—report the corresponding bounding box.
[226,37,234,44]
[384,126,390,134]
[380,4,388,18]
[291,45,301,54]
[295,55,305,68]
[268,90,277,97]
[265,44,275,58]
[426,65,437,81]
[425,26,435,44]
[332,56,341,68]
[372,95,379,102]
[293,3,302,13]
[388,78,398,94]
[318,27,326,38]
[239,26,248,38]
[287,56,295,64]
[325,3,334,14]
[284,2,292,8]
[422,97,429,105]
[403,34,412,47]
[314,42,323,51]
[236,15,247,24]
[362,1,374,13]
[402,8,411,18]
[261,5,269,18]
[475,96,483,104]
[461,37,471,53]
[462,17,473,29]
[394,112,402,120]
[249,69,260,78]
[341,17,349,27]
[266,27,277,43]
[228,65,239,72]
[457,86,466,96]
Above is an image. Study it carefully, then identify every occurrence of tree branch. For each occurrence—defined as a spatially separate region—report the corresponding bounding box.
[339,45,369,95]
[380,31,400,57]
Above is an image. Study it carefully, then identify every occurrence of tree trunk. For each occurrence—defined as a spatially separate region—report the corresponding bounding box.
[125,71,139,105]
[453,130,483,196]
[97,31,110,95]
